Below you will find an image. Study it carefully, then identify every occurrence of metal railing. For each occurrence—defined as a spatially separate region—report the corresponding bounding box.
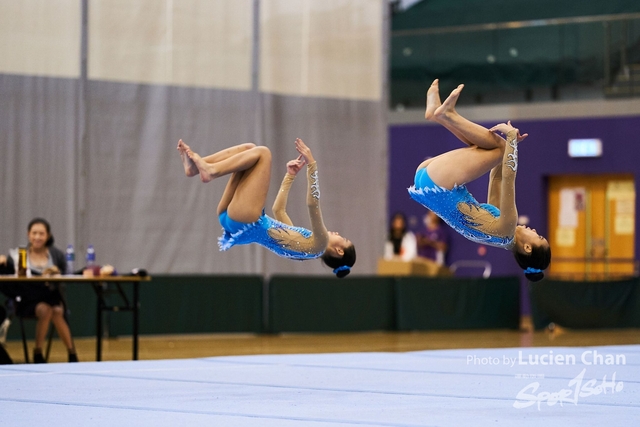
[391,13,640,107]
[392,13,640,37]
[449,260,492,279]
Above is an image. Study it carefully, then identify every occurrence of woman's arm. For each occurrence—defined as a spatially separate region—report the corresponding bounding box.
[486,164,503,208]
[271,156,306,226]
[489,122,528,236]
[418,233,448,252]
[50,246,67,275]
[303,161,329,247]
[271,174,296,226]
[0,253,15,275]
[295,139,329,250]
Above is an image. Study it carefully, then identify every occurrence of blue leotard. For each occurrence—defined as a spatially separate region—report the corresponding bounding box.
[218,210,324,260]
[408,168,514,249]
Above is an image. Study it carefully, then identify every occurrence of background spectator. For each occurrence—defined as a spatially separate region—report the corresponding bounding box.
[384,212,417,262]
[0,218,78,363]
[417,211,451,266]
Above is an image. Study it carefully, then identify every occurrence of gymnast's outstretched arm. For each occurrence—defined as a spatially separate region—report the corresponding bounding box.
[489,124,527,237]
[272,156,306,226]
[295,139,330,252]
[486,163,503,208]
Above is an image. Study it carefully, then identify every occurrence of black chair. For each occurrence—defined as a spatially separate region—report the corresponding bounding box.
[4,289,70,363]
[0,306,13,364]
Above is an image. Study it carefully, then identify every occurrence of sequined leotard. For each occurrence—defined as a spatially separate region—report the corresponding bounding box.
[408,130,519,250]
[218,162,328,260]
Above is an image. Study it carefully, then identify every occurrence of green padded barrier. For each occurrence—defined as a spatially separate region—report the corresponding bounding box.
[395,277,520,331]
[133,275,263,335]
[529,277,640,330]
[4,275,263,341]
[268,276,396,333]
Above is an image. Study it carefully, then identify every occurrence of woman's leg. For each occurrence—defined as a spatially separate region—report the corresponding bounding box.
[425,80,505,150]
[418,79,507,189]
[177,140,256,177]
[217,171,243,216]
[50,305,75,352]
[33,303,53,351]
[424,145,504,190]
[188,145,272,222]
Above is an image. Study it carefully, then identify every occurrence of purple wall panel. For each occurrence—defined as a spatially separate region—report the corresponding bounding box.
[389,115,640,315]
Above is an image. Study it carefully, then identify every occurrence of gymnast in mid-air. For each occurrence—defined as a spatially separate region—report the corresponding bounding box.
[409,79,550,282]
[177,138,355,278]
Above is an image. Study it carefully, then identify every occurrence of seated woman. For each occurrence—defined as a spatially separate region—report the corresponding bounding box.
[408,80,551,282]
[0,218,78,362]
[384,212,417,262]
[177,138,356,278]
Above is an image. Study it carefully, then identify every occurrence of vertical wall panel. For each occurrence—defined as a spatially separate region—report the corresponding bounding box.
[0,75,78,252]
[0,0,80,78]
[260,0,382,100]
[88,0,253,90]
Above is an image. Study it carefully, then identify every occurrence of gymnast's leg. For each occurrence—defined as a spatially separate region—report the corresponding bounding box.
[187,145,271,223]
[177,140,256,177]
[419,145,505,190]
[425,79,505,150]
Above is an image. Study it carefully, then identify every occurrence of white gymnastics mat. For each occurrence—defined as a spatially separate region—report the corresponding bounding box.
[1,345,638,426]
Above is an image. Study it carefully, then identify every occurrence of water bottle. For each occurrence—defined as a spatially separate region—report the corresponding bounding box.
[17,246,27,277]
[86,244,96,267]
[66,244,75,274]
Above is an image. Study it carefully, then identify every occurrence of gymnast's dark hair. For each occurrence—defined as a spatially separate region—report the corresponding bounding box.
[322,244,356,279]
[27,217,54,247]
[513,244,551,282]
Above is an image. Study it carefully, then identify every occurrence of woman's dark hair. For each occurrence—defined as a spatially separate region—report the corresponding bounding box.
[27,217,54,247]
[513,244,551,282]
[322,244,356,279]
[388,212,408,255]
[427,211,443,225]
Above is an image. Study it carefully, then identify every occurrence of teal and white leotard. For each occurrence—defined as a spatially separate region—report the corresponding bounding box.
[218,210,323,260]
[408,167,515,249]
[218,161,329,261]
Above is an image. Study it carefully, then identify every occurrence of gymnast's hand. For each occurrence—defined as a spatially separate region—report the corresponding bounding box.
[294,138,315,165]
[286,155,306,176]
[490,120,528,142]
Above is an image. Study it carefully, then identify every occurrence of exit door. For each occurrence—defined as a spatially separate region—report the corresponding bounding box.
[547,174,636,280]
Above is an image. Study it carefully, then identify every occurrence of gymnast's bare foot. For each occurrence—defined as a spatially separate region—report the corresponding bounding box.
[433,84,464,120]
[424,79,441,121]
[177,139,199,177]
[186,147,214,183]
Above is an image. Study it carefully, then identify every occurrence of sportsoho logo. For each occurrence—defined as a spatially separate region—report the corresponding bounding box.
[466,350,626,410]
[515,350,625,410]
[513,367,624,410]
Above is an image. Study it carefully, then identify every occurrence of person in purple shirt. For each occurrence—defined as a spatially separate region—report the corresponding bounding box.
[417,211,451,266]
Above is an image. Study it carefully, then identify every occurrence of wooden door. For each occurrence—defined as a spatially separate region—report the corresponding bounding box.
[547,174,635,280]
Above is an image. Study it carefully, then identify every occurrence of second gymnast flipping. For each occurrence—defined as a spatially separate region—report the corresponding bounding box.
[409,80,550,281]
[177,138,356,278]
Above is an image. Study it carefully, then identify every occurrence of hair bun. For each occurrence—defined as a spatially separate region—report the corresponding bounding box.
[333,265,351,278]
[525,271,544,282]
